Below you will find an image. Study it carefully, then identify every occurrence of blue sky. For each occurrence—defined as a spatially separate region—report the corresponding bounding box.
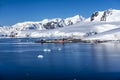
[0,0,120,25]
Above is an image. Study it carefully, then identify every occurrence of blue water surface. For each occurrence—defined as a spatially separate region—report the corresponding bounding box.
[0,38,120,80]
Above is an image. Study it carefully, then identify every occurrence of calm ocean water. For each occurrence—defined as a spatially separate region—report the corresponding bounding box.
[0,38,120,80]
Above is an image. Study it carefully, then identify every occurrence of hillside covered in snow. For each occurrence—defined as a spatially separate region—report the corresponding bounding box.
[0,9,120,41]
[0,15,84,37]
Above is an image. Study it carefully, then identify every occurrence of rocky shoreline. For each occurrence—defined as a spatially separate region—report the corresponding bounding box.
[35,38,119,43]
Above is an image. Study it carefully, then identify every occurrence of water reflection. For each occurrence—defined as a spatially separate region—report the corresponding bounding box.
[1,42,120,79]
[90,43,120,72]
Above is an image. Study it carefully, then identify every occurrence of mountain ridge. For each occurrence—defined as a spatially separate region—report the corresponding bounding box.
[0,9,120,40]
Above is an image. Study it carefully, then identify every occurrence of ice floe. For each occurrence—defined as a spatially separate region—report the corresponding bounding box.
[37,55,44,58]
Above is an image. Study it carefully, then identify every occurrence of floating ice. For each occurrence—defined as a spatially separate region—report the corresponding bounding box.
[37,55,44,58]
[47,49,51,52]
[43,49,51,52]
[58,48,62,51]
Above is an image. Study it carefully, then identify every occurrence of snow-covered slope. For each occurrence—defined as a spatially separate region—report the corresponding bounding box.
[17,21,120,38]
[64,15,84,25]
[83,27,120,40]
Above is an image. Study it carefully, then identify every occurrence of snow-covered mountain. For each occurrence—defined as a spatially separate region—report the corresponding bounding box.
[83,27,120,40]
[86,9,120,22]
[0,15,84,37]
[83,9,120,40]
[12,15,84,31]
[23,21,120,39]
[0,9,120,41]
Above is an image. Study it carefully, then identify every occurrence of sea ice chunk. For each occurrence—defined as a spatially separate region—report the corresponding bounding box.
[43,49,51,52]
[37,55,44,58]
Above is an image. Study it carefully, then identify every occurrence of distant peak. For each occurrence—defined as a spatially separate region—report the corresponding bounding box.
[41,19,49,23]
[87,8,120,22]
[73,15,80,18]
